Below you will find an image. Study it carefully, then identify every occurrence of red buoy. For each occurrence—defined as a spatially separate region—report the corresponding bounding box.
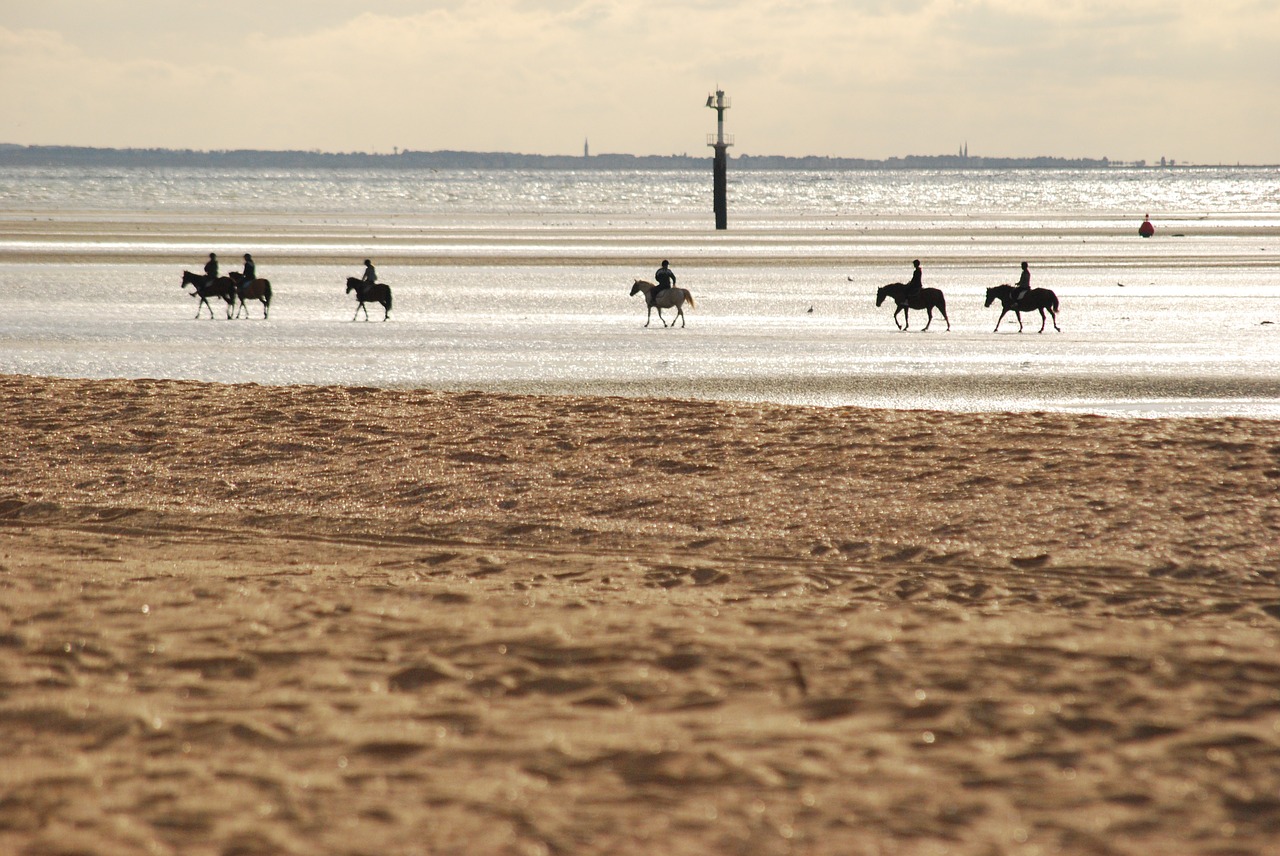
[1139,215,1155,238]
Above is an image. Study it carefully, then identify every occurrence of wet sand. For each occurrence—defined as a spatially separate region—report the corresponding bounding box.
[3,373,1279,854]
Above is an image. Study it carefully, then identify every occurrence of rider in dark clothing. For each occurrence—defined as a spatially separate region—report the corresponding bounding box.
[1011,262,1031,306]
[204,253,219,284]
[362,259,377,285]
[905,259,923,301]
[654,260,676,296]
[240,253,256,285]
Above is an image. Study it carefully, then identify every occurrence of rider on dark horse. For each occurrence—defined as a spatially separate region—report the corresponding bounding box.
[653,260,676,298]
[203,252,219,285]
[904,259,923,302]
[362,259,377,286]
[1011,262,1031,307]
[236,253,256,290]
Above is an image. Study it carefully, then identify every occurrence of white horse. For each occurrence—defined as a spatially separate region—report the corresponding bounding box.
[629,279,695,328]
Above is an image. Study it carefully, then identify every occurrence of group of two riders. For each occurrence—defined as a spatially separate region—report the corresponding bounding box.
[203,252,259,289]
[903,258,1033,306]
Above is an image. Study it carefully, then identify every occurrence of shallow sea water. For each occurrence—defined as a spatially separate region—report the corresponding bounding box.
[2,165,1279,417]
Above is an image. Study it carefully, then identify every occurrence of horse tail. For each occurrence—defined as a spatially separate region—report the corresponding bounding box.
[685,290,695,309]
[1052,292,1060,313]
[263,280,273,302]
[385,288,393,311]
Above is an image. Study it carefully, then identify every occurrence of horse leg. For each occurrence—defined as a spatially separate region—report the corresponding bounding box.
[1015,311,1024,332]
[676,304,686,328]
[656,307,668,328]
[382,300,390,321]
[644,304,653,327]
[994,309,1006,332]
[195,297,208,319]
[1038,309,1047,333]
[922,308,933,331]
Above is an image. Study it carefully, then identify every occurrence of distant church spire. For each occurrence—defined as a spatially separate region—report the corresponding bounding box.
[584,138,590,158]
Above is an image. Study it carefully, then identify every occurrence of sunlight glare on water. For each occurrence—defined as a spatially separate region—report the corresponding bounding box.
[2,165,1279,418]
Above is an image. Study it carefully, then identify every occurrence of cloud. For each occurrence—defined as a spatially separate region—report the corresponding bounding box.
[0,1,1276,162]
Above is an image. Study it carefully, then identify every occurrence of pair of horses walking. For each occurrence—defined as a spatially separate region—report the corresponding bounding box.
[181,270,272,319]
[875,281,1060,333]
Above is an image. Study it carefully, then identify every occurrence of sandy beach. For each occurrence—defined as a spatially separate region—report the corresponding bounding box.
[2,372,1278,855]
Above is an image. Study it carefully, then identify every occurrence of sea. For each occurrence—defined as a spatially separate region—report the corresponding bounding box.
[1,164,1278,418]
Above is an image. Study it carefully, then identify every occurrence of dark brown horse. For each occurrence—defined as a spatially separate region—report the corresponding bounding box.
[985,284,1061,333]
[875,282,950,331]
[229,272,273,319]
[346,277,393,321]
[180,270,236,319]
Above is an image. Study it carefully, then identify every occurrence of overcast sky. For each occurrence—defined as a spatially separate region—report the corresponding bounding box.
[2,1,1277,163]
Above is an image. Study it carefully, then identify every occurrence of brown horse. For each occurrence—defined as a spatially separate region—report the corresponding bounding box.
[985,284,1061,333]
[346,277,393,321]
[875,282,950,331]
[229,272,273,319]
[629,279,695,328]
[180,270,236,319]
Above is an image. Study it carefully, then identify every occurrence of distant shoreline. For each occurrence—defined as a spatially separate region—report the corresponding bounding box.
[2,143,1268,171]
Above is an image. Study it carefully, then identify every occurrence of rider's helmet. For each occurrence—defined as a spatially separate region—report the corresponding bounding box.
[244,253,252,260]
[364,259,371,265]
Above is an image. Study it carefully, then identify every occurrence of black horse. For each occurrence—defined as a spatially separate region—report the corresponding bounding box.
[875,282,950,331]
[346,277,393,321]
[228,272,273,319]
[180,270,236,319]
[985,285,1061,333]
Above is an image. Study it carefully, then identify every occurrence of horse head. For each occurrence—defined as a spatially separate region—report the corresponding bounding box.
[346,277,360,293]
[875,285,888,307]
[630,280,650,297]
[985,285,1010,308]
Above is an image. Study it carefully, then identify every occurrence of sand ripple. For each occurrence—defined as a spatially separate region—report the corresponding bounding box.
[2,374,1279,855]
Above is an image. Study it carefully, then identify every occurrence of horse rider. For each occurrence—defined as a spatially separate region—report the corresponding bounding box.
[203,252,219,285]
[239,253,256,287]
[1011,261,1031,307]
[904,259,923,302]
[362,259,378,286]
[653,259,676,297]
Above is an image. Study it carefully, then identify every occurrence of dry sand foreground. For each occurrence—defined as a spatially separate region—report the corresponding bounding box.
[2,374,1279,856]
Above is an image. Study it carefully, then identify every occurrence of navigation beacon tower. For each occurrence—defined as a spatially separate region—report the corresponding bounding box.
[706,89,732,230]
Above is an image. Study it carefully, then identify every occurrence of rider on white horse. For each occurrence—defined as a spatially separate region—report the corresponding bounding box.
[653,260,676,298]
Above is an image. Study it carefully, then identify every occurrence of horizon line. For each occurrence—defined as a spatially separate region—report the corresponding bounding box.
[0,143,1273,169]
